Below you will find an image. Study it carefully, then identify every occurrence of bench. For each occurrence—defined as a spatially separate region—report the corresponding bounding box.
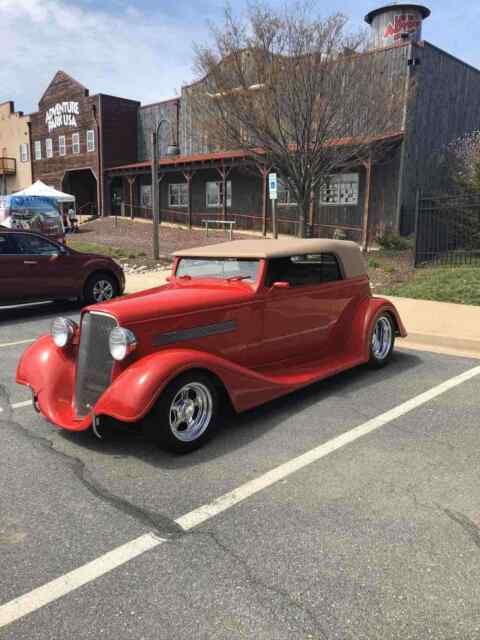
[202,219,236,240]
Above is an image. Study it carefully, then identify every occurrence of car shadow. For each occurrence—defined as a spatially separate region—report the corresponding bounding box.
[0,300,82,326]
[58,349,424,470]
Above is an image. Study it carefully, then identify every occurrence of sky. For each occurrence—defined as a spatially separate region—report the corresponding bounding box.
[2,0,480,114]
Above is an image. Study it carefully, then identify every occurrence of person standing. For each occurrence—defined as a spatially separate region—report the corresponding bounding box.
[68,205,78,233]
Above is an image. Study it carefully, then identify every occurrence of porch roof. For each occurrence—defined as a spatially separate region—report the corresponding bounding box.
[105,131,403,176]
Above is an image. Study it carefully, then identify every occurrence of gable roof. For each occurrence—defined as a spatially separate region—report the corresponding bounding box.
[39,70,89,105]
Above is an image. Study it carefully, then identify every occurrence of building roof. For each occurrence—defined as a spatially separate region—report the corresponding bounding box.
[174,239,367,279]
[105,132,403,173]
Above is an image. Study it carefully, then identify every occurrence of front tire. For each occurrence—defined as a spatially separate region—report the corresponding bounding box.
[144,372,221,453]
[368,314,395,368]
[83,273,118,305]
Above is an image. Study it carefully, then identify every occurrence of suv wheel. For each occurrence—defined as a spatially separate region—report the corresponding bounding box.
[144,372,221,453]
[84,273,118,305]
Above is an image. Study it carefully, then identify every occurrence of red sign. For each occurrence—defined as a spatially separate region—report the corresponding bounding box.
[384,14,421,41]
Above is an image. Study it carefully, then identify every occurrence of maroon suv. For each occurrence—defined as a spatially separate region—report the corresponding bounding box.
[0,228,125,305]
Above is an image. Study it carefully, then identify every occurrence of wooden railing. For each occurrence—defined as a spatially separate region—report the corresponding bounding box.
[0,157,16,175]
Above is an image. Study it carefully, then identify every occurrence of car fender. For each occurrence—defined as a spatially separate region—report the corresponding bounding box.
[345,296,407,360]
[94,348,297,422]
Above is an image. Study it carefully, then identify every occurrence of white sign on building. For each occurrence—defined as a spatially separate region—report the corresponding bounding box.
[45,102,80,133]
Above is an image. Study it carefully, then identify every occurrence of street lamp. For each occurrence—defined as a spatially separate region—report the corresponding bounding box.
[151,119,169,260]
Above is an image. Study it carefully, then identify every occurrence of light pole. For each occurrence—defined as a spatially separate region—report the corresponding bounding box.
[151,119,169,260]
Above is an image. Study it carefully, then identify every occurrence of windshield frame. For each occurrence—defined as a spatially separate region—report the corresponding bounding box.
[174,256,262,285]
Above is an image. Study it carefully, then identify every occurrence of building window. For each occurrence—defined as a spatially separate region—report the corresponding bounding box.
[206,180,232,208]
[46,138,53,159]
[86,129,95,153]
[277,178,297,206]
[19,143,29,163]
[34,140,42,161]
[59,136,66,157]
[168,182,188,207]
[72,133,80,154]
[320,173,359,206]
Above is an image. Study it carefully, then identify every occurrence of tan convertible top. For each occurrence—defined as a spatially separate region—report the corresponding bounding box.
[174,238,366,279]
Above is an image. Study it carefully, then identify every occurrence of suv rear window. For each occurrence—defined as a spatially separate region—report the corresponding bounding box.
[265,253,342,287]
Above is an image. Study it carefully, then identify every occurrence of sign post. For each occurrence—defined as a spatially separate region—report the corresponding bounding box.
[269,173,278,239]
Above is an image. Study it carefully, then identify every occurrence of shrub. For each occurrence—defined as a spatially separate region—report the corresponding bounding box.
[368,258,381,269]
[376,232,413,251]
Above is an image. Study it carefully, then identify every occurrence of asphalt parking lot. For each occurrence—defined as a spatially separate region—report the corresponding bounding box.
[1,302,480,639]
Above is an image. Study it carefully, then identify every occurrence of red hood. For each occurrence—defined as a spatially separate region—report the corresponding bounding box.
[86,279,256,325]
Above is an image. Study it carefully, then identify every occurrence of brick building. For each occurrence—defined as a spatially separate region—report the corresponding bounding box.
[29,71,138,216]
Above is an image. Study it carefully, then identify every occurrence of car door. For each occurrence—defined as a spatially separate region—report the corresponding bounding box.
[258,253,352,366]
[0,232,31,303]
[13,233,78,300]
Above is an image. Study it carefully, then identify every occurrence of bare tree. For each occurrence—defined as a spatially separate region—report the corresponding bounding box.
[189,1,405,236]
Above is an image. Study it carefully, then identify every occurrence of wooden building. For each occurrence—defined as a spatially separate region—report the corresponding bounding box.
[26,4,480,243]
[0,101,32,195]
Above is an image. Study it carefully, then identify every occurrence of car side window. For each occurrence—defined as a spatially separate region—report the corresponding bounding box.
[14,234,60,256]
[265,253,343,287]
[0,234,21,255]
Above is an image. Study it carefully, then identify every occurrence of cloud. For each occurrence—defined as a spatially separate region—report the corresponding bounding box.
[0,0,210,113]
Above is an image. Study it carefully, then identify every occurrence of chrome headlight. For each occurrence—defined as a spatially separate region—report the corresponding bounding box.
[109,327,137,361]
[51,317,78,348]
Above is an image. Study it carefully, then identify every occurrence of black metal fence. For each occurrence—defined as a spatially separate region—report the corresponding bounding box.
[415,192,480,266]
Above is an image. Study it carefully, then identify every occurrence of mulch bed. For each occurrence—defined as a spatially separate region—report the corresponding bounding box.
[77,218,251,261]
[367,250,415,294]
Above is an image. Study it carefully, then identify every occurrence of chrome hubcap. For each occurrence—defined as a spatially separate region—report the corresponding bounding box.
[371,316,393,360]
[169,382,213,442]
[93,280,114,302]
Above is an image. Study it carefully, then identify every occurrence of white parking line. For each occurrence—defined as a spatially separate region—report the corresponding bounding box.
[1,363,480,628]
[12,400,32,409]
[0,338,35,349]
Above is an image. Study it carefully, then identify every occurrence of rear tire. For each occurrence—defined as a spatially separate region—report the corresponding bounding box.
[143,372,221,453]
[83,272,118,305]
[368,314,395,368]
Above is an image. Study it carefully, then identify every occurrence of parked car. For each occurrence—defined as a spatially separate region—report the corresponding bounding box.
[17,239,406,453]
[0,195,65,243]
[0,228,125,305]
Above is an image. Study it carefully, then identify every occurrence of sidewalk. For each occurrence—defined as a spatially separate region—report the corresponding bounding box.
[124,273,480,360]
[385,296,480,359]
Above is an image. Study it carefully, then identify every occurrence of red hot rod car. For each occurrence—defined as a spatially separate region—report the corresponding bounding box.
[17,238,406,452]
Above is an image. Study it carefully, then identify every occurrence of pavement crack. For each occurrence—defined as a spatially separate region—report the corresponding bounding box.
[190,529,328,640]
[3,411,182,539]
[442,507,480,550]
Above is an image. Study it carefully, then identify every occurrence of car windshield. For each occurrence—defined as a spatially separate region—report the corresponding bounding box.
[176,257,260,283]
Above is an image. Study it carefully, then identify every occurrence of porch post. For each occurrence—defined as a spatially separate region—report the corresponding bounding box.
[216,165,232,221]
[256,164,270,237]
[183,171,195,229]
[127,176,136,219]
[362,157,373,253]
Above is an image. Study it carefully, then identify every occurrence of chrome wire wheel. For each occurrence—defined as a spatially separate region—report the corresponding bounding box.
[92,279,114,302]
[168,382,213,443]
[371,315,393,361]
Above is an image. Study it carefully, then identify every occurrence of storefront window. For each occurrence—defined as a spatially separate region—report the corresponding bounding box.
[87,130,95,153]
[58,136,66,157]
[46,138,53,159]
[72,133,80,155]
[319,173,359,206]
[206,181,232,208]
[168,183,188,207]
[34,140,42,161]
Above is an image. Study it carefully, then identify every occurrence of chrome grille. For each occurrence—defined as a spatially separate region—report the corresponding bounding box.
[75,312,116,417]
